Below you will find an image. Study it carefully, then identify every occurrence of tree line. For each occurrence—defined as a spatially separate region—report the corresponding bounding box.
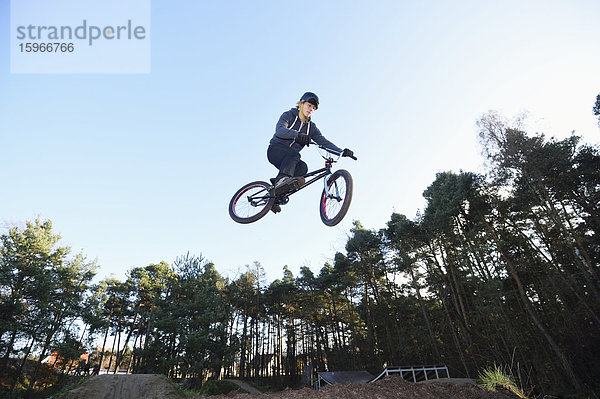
[1,110,599,397]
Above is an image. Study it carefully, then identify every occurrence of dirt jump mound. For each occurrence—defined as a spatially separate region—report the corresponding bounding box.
[213,377,520,399]
[62,374,184,399]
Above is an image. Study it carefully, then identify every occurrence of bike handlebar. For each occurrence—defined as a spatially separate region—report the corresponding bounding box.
[314,143,358,160]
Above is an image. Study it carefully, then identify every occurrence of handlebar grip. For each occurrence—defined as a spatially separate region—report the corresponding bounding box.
[349,155,358,160]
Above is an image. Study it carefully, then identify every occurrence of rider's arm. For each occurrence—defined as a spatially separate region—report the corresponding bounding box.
[310,123,343,153]
[274,110,301,140]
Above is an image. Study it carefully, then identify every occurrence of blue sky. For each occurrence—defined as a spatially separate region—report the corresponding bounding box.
[2,0,599,283]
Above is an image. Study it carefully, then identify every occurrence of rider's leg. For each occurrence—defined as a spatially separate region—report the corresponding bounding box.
[294,161,308,177]
[273,161,307,189]
[267,144,307,181]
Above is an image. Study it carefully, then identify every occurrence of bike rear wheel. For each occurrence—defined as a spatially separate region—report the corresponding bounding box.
[229,181,274,224]
[319,169,353,227]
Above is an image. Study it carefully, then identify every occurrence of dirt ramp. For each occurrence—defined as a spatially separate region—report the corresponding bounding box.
[211,376,517,399]
[63,374,184,399]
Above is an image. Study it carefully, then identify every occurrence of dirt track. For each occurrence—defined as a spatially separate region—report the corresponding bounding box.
[61,374,518,399]
[62,374,184,399]
[210,377,519,399]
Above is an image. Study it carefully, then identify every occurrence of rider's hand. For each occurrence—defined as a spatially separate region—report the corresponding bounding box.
[342,148,354,158]
[296,133,310,146]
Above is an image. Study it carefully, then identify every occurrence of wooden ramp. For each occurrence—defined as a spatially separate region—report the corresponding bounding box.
[316,371,375,389]
[316,365,451,389]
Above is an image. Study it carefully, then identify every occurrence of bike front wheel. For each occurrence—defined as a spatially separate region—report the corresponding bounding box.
[229,181,274,224]
[319,169,353,227]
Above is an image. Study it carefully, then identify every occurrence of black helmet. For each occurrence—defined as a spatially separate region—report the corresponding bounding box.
[300,92,319,109]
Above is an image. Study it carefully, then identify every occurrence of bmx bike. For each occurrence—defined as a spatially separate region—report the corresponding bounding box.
[228,145,357,226]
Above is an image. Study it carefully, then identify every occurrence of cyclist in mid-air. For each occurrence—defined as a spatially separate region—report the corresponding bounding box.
[267,92,354,212]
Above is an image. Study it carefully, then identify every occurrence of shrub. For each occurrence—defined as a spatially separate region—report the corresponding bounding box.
[199,380,240,396]
[478,364,527,398]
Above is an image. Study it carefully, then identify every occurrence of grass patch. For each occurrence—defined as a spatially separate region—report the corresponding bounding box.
[170,379,241,398]
[246,380,276,393]
[199,380,241,396]
[49,375,91,399]
[478,364,527,398]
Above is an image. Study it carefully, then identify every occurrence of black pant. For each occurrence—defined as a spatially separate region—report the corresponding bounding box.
[267,143,308,179]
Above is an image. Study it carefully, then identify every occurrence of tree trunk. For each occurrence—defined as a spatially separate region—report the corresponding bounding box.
[409,267,441,359]
[277,313,282,377]
[115,312,139,372]
[483,215,584,391]
[10,335,37,393]
[240,310,248,378]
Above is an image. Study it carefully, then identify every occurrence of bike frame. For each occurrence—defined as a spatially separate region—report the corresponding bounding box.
[241,146,344,206]
[277,146,342,200]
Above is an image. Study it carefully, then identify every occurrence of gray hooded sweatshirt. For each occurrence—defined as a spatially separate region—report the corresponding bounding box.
[269,108,342,153]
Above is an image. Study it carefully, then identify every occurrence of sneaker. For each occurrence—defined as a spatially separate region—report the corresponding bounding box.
[273,176,288,187]
[273,176,305,194]
[271,177,287,194]
[271,204,282,213]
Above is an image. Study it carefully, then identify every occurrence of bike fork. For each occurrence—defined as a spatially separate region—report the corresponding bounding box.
[323,173,337,199]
